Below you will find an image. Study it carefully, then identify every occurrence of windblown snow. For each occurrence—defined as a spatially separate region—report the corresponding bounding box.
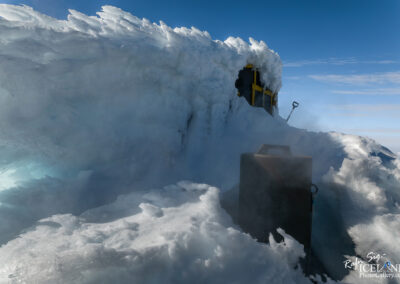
[0,4,399,284]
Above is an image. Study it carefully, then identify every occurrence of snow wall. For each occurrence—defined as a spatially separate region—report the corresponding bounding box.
[0,5,399,284]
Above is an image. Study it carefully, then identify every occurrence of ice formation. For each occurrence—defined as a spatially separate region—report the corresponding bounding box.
[0,5,399,284]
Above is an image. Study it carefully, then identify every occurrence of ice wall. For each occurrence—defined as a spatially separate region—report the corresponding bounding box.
[0,4,289,244]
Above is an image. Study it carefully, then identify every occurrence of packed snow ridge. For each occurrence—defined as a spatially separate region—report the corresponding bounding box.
[0,5,399,284]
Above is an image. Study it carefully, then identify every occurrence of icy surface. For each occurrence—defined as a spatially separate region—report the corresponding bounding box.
[0,4,399,284]
[0,182,312,284]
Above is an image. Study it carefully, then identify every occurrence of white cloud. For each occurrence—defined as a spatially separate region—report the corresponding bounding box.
[284,59,333,67]
[284,58,397,67]
[309,72,400,85]
[331,88,400,95]
[326,104,400,119]
[285,76,302,80]
[329,104,400,112]
[339,128,400,134]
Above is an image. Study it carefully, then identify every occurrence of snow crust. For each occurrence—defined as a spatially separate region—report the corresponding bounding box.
[319,133,400,283]
[0,182,313,284]
[0,4,399,284]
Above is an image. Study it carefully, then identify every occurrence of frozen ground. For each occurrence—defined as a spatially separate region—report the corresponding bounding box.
[0,5,399,284]
[1,182,314,284]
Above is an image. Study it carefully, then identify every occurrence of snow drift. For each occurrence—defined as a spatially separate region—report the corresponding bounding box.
[1,182,313,284]
[0,4,399,284]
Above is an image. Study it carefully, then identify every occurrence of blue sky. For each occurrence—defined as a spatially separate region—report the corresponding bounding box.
[1,0,400,153]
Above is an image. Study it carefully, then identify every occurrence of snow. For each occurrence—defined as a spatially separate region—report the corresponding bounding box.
[0,182,311,284]
[317,133,400,282]
[0,4,399,284]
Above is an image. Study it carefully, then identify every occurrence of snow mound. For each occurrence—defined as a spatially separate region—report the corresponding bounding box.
[0,4,286,245]
[0,182,311,284]
[315,133,400,282]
